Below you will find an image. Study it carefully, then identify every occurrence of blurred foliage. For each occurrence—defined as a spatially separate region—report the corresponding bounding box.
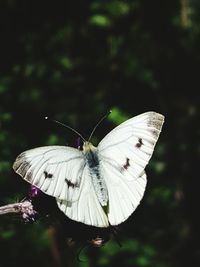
[0,0,200,266]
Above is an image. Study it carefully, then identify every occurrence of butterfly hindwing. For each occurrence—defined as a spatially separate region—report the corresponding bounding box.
[57,165,109,227]
[101,160,147,225]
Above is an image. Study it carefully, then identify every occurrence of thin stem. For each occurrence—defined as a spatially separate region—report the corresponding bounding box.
[0,203,22,215]
[0,200,37,221]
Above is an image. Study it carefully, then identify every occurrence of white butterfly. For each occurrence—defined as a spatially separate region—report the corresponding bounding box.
[13,111,164,228]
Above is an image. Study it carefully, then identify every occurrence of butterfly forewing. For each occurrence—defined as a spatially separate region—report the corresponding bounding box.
[13,146,85,202]
[98,112,164,177]
[98,112,164,225]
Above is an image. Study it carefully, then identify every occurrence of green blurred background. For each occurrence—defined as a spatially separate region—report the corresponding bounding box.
[0,0,199,266]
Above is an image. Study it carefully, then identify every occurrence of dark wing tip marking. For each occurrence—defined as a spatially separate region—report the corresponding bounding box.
[14,160,31,177]
[26,170,33,181]
[147,113,165,130]
[13,153,26,171]
[151,129,160,138]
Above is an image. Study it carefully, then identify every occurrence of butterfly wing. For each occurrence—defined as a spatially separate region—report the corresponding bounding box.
[56,165,109,227]
[13,146,85,202]
[13,111,164,227]
[98,111,164,225]
[13,145,109,227]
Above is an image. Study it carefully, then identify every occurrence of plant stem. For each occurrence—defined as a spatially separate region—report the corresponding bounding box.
[0,203,22,215]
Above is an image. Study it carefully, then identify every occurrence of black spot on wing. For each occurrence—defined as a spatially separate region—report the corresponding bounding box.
[123,158,130,170]
[44,171,53,178]
[65,178,79,188]
[136,138,143,148]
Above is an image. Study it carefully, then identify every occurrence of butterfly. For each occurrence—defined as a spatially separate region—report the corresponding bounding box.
[13,111,164,228]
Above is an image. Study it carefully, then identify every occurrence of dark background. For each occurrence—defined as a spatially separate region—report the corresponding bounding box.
[0,0,199,266]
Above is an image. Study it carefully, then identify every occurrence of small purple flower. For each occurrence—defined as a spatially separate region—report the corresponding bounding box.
[30,185,40,198]
[76,137,81,149]
[19,200,37,222]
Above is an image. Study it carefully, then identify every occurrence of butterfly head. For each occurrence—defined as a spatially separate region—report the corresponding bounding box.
[83,141,96,153]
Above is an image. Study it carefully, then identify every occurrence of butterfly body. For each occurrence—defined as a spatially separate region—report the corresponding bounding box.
[13,112,164,227]
[83,142,108,207]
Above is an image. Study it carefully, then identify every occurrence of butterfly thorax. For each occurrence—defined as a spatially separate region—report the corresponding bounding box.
[82,141,95,153]
[83,142,108,208]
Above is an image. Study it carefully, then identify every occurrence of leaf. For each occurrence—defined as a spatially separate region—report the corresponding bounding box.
[89,14,111,27]
[108,107,129,124]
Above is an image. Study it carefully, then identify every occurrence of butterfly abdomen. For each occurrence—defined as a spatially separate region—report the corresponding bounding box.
[84,148,108,208]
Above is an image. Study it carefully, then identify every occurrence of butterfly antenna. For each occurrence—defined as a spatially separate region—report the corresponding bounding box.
[45,117,86,142]
[88,110,112,141]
